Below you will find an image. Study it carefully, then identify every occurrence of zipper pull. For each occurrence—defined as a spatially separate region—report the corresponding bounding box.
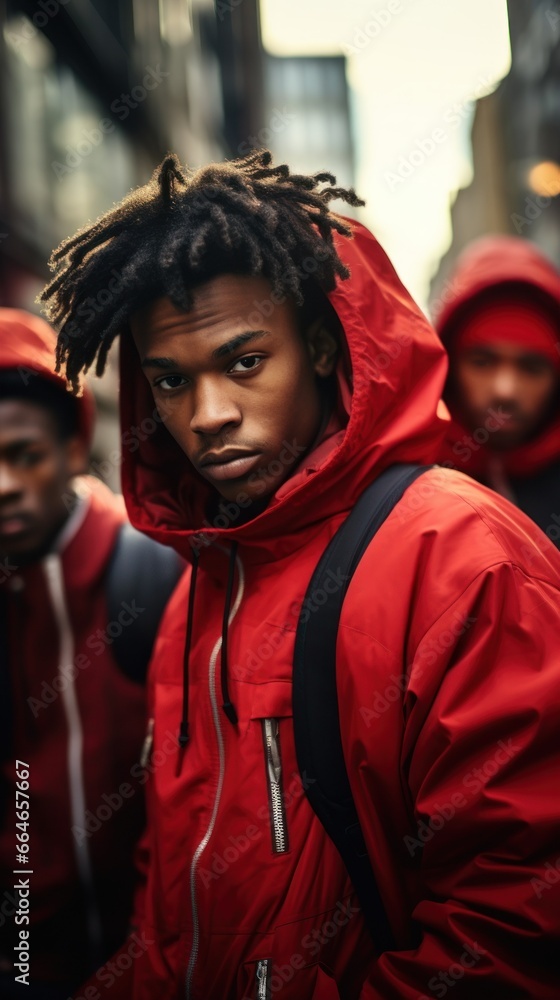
[140,718,154,769]
[264,719,281,784]
[255,959,271,1000]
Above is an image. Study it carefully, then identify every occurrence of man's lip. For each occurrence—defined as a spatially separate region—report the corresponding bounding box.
[0,515,34,537]
[199,449,261,467]
[199,452,262,482]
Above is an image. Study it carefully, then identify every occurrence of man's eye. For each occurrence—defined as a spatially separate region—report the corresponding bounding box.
[229,355,263,373]
[19,451,44,467]
[521,362,549,377]
[154,375,188,391]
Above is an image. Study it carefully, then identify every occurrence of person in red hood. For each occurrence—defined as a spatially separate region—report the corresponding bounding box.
[0,311,182,998]
[41,152,560,1000]
[434,236,560,547]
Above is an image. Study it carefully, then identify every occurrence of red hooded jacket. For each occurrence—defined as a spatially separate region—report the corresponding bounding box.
[0,312,147,987]
[434,237,560,545]
[85,224,560,999]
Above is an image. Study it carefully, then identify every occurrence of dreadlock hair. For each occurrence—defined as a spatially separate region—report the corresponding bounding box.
[40,149,364,392]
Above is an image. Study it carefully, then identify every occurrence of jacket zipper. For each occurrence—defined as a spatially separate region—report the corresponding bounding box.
[140,717,154,768]
[185,551,245,1000]
[262,718,288,854]
[42,554,103,963]
[256,958,271,999]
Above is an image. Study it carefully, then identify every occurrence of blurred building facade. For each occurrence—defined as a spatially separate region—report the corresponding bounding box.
[431,0,560,307]
[262,54,355,191]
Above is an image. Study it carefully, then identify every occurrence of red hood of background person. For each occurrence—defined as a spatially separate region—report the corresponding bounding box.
[433,236,560,479]
[0,308,96,446]
[119,220,450,561]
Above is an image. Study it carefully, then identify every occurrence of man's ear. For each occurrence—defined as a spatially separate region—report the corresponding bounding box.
[305,318,338,377]
[65,435,90,477]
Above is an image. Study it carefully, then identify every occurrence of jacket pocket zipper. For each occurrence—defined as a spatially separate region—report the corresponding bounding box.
[140,717,154,768]
[262,718,288,854]
[255,958,271,999]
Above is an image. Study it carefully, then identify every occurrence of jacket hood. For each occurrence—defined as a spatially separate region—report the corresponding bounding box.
[0,309,95,447]
[119,220,449,562]
[432,237,560,479]
[433,236,560,338]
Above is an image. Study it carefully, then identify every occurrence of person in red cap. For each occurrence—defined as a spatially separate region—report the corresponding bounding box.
[434,236,560,547]
[0,310,182,999]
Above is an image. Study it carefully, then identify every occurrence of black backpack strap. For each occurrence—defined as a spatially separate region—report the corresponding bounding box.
[293,463,431,953]
[106,524,184,683]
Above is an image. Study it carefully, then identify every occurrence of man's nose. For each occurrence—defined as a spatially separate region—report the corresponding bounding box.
[189,380,242,436]
[491,367,519,401]
[0,463,23,500]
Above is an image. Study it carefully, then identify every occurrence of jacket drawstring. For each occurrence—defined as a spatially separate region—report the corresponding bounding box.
[178,549,199,747]
[221,541,238,725]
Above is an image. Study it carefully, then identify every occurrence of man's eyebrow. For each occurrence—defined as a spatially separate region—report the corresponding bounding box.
[212,330,270,360]
[0,437,44,462]
[464,347,497,358]
[140,331,271,369]
[141,356,179,369]
[519,352,553,365]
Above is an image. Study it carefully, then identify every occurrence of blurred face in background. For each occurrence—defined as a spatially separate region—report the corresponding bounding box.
[0,399,87,562]
[453,342,559,450]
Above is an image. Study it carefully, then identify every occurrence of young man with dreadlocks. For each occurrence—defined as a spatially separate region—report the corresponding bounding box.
[42,151,560,1000]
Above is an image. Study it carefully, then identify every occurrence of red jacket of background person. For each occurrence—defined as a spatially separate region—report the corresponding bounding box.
[0,311,147,987]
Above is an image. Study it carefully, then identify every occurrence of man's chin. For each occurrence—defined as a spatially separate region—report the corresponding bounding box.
[486,430,529,452]
[1,525,65,566]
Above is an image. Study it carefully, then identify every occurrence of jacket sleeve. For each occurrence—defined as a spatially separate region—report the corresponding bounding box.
[358,559,560,1000]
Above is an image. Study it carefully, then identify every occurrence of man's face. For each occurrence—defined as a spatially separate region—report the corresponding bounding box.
[0,400,86,562]
[453,342,559,450]
[131,274,336,505]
